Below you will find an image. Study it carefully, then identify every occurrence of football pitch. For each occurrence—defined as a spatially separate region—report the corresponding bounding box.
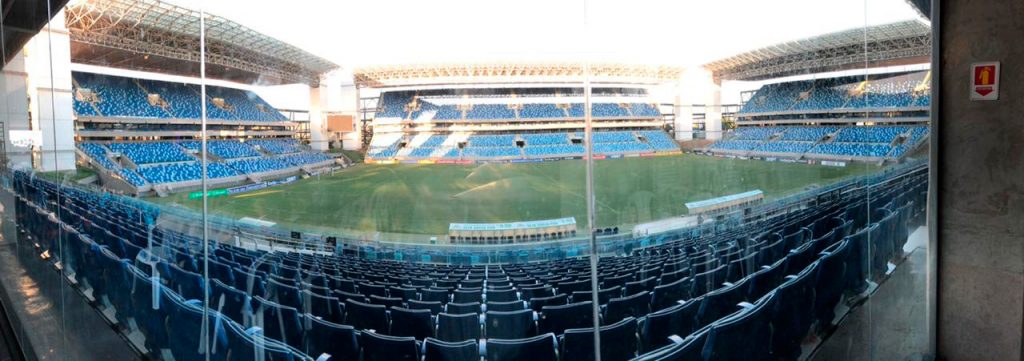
[153,154,880,236]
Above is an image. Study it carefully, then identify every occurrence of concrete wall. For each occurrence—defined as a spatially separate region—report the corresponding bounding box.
[937,0,1024,359]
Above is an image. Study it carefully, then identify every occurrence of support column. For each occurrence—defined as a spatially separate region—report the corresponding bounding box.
[937,0,1024,359]
[704,81,723,140]
[673,87,693,141]
[26,10,75,171]
[308,84,328,151]
[1,53,33,169]
[337,72,360,150]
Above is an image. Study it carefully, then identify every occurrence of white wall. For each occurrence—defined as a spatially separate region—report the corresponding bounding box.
[1,54,34,169]
[26,11,75,171]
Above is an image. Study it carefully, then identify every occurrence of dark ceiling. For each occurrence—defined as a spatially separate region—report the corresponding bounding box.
[2,0,70,65]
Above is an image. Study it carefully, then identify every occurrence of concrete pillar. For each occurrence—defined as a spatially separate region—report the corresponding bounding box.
[704,84,723,140]
[673,90,693,141]
[308,85,328,151]
[336,72,360,150]
[0,53,33,170]
[25,10,75,171]
[937,0,1024,359]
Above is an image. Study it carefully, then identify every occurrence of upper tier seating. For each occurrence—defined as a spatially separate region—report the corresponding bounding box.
[376,89,660,122]
[632,103,661,117]
[710,126,927,159]
[591,104,630,117]
[732,127,781,141]
[72,72,286,121]
[108,142,194,164]
[371,129,677,160]
[834,126,907,143]
[779,127,837,141]
[75,72,168,118]
[739,71,930,114]
[247,138,303,155]
[466,104,515,120]
[12,161,928,361]
[179,140,262,159]
[520,104,563,119]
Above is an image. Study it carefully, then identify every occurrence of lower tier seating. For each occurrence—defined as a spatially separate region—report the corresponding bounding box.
[78,139,332,186]
[374,130,678,160]
[11,162,927,361]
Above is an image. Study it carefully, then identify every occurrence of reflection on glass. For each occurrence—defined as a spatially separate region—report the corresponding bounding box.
[0,0,933,360]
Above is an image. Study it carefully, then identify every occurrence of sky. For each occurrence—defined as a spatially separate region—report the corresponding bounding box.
[177,0,925,69]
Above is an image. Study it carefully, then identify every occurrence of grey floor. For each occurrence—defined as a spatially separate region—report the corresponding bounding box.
[0,190,138,361]
[811,227,930,361]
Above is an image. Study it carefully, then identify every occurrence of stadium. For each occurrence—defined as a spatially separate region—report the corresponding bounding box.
[0,0,950,360]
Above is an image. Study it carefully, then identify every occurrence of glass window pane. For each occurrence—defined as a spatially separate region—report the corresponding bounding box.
[0,0,934,360]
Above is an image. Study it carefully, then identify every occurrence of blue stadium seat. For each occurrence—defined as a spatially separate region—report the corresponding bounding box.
[814,239,851,326]
[423,338,480,361]
[771,262,820,361]
[603,291,651,323]
[303,316,359,361]
[252,296,304,350]
[300,290,344,325]
[447,302,482,315]
[485,333,558,361]
[486,300,527,312]
[390,307,435,339]
[528,293,568,312]
[344,298,389,333]
[695,280,748,329]
[700,292,777,361]
[361,332,420,361]
[437,312,483,342]
[485,309,537,339]
[633,328,708,361]
[560,317,638,361]
[211,279,253,325]
[538,301,593,335]
[651,276,693,311]
[639,299,701,352]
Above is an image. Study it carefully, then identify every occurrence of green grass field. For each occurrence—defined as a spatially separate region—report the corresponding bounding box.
[152,154,880,236]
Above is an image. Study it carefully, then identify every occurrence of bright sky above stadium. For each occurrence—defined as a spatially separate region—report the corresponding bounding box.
[183,0,924,68]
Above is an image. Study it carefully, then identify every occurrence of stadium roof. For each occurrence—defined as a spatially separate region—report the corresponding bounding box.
[704,20,931,82]
[64,0,339,86]
[353,63,683,88]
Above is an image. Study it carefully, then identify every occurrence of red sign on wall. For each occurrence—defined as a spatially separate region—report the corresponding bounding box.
[971,62,1000,100]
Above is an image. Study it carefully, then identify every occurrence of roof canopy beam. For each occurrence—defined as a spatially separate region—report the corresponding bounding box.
[705,20,931,81]
[65,0,338,86]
